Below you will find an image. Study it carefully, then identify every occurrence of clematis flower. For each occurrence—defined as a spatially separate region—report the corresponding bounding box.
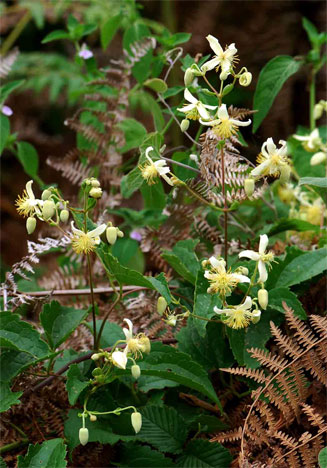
[78,43,93,60]
[200,104,251,139]
[71,221,106,254]
[239,234,274,283]
[293,129,322,152]
[111,350,127,369]
[204,256,250,296]
[177,88,216,121]
[201,35,238,73]
[139,146,174,186]
[15,180,43,217]
[300,198,325,225]
[251,138,290,179]
[123,318,150,357]
[214,296,261,329]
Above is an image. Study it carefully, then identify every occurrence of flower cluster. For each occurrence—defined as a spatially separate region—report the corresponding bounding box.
[294,128,327,167]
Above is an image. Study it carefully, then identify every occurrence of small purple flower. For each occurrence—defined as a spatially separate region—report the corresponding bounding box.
[130,230,142,242]
[2,105,13,116]
[78,43,93,60]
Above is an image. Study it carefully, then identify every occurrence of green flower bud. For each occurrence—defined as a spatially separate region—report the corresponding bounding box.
[106,226,117,245]
[42,200,56,220]
[60,209,69,223]
[244,178,255,197]
[279,165,291,184]
[92,368,102,377]
[157,296,167,316]
[41,189,52,201]
[252,312,261,324]
[91,353,100,361]
[117,229,124,238]
[79,427,89,446]
[89,187,102,199]
[131,364,141,379]
[90,414,97,422]
[258,289,268,310]
[310,151,327,166]
[131,412,142,434]
[235,266,249,276]
[219,70,229,81]
[239,72,252,87]
[184,68,194,86]
[26,217,36,235]
[180,119,190,132]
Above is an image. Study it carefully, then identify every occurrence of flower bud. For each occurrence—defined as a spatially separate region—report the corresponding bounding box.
[90,414,97,422]
[252,310,261,324]
[219,70,229,81]
[42,200,56,220]
[184,68,194,86]
[60,209,69,223]
[138,336,151,354]
[310,151,327,166]
[157,296,167,315]
[41,189,52,201]
[131,364,141,379]
[91,353,100,361]
[106,226,117,245]
[131,412,142,434]
[79,427,89,446]
[244,178,255,197]
[258,289,268,310]
[313,103,323,120]
[239,72,252,87]
[117,229,124,238]
[26,217,36,235]
[235,266,249,276]
[91,179,100,188]
[89,187,102,199]
[180,119,190,132]
[279,165,291,184]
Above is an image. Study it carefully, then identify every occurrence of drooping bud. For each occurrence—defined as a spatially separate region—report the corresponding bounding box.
[91,178,101,188]
[279,165,291,184]
[235,266,249,276]
[26,217,36,235]
[131,412,142,434]
[60,209,69,223]
[180,119,190,132]
[244,178,255,197]
[258,289,268,310]
[310,151,327,166]
[90,414,97,422]
[131,364,141,379]
[252,310,261,324]
[89,187,102,199]
[79,427,89,446]
[91,353,100,361]
[157,296,167,315]
[117,229,124,238]
[42,200,56,220]
[106,226,117,245]
[184,68,194,86]
[313,103,323,120]
[239,72,252,87]
[219,70,229,81]
[41,189,52,201]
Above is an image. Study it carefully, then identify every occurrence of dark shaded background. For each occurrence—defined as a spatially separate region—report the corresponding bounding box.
[1,0,326,266]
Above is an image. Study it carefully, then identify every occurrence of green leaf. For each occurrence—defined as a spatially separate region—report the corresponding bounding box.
[176,439,232,467]
[192,271,222,336]
[227,328,245,366]
[299,177,327,203]
[0,312,49,359]
[21,1,45,29]
[275,248,327,288]
[111,238,139,267]
[0,79,25,101]
[121,166,144,199]
[162,239,200,285]
[266,218,319,237]
[139,342,222,410]
[137,375,179,393]
[162,86,184,99]
[16,141,39,179]
[158,32,191,47]
[17,438,67,468]
[0,457,7,468]
[117,118,147,152]
[66,364,89,405]
[101,14,121,50]
[0,349,35,382]
[144,78,168,93]
[319,447,327,468]
[0,115,10,155]
[141,181,166,211]
[253,56,302,132]
[119,442,174,467]
[268,288,307,319]
[0,382,22,413]
[40,301,88,350]
[42,30,70,44]
[130,91,165,131]
[302,17,319,45]
[86,320,124,348]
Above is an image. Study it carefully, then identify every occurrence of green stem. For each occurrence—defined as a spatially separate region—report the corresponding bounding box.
[0,11,31,55]
[87,253,97,351]
[309,70,316,131]
[180,180,227,213]
[161,115,174,135]
[0,439,28,454]
[244,263,259,298]
[190,313,221,323]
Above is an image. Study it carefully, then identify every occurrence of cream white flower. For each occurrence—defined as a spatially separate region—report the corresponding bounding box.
[123,318,150,357]
[139,147,173,186]
[15,180,43,217]
[251,138,289,178]
[71,221,106,254]
[200,104,251,139]
[111,350,128,369]
[201,35,238,73]
[293,129,322,152]
[239,234,274,283]
[204,256,250,296]
[214,296,261,329]
[177,88,216,121]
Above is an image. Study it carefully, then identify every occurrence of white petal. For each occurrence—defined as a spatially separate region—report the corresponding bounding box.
[220,59,232,72]
[206,35,223,56]
[199,118,219,126]
[311,129,320,139]
[218,104,229,120]
[213,306,226,315]
[123,318,133,339]
[252,309,261,318]
[145,154,154,164]
[250,160,271,177]
[239,250,260,261]
[232,274,250,283]
[161,173,174,186]
[201,57,220,72]
[204,271,211,279]
[266,138,276,155]
[224,43,237,58]
[259,234,269,254]
[184,88,197,104]
[241,296,252,310]
[71,221,83,235]
[89,224,107,238]
[178,103,196,113]
[197,103,211,120]
[258,260,268,283]
[204,104,218,110]
[145,146,154,158]
[26,180,35,200]
[230,118,251,127]
[209,256,225,271]
[293,134,308,142]
[112,351,127,369]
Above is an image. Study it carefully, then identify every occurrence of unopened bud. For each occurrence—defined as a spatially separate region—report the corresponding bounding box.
[310,151,327,166]
[89,187,102,199]
[42,200,56,220]
[236,266,249,276]
[131,364,141,379]
[91,179,100,188]
[91,353,100,361]
[258,289,268,310]
[219,70,229,81]
[313,103,323,120]
[26,217,36,235]
[41,189,52,201]
[239,72,252,87]
[79,427,89,446]
[131,412,142,434]
[60,209,69,223]
[244,178,255,197]
[279,165,291,184]
[90,414,97,422]
[106,226,117,245]
[117,229,124,238]
[180,119,190,132]
[252,310,261,324]
[157,296,167,315]
[184,68,194,86]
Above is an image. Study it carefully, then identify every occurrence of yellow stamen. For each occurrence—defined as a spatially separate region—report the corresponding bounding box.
[72,233,97,254]
[139,163,159,185]
[213,119,237,139]
[15,190,34,217]
[224,309,250,329]
[185,108,200,121]
[207,271,239,296]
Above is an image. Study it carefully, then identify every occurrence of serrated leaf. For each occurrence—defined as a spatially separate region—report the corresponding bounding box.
[66,364,89,405]
[119,442,174,467]
[0,382,22,413]
[16,141,39,179]
[268,288,307,319]
[117,118,147,152]
[253,56,302,132]
[101,14,121,49]
[0,115,10,155]
[0,349,35,382]
[176,439,232,467]
[144,78,168,93]
[40,301,88,350]
[162,239,200,285]
[86,320,124,348]
[299,177,327,203]
[42,30,70,44]
[137,375,179,393]
[319,447,327,468]
[17,438,67,468]
[192,271,222,336]
[121,166,144,199]
[266,218,319,236]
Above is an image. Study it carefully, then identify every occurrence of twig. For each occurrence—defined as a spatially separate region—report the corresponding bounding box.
[162,156,200,174]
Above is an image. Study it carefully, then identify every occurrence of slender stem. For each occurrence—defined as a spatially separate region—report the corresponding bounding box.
[0,440,28,454]
[95,286,122,349]
[161,115,174,135]
[0,11,31,55]
[180,180,227,213]
[87,253,97,351]
[309,69,316,131]
[190,313,221,323]
[203,74,220,98]
[220,146,228,265]
[162,156,200,174]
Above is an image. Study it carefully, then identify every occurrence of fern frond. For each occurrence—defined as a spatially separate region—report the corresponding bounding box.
[274,430,298,448]
[47,156,92,185]
[247,347,289,372]
[220,367,267,384]
[210,426,242,443]
[284,303,318,348]
[270,321,302,359]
